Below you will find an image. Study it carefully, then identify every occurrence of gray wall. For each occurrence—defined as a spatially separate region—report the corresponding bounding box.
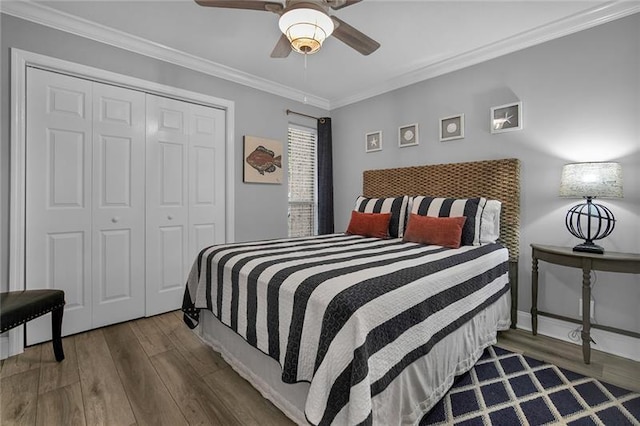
[2,13,638,333]
[0,14,328,293]
[331,14,639,332]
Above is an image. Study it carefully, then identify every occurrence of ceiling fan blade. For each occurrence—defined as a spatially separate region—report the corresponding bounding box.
[329,0,362,10]
[271,34,292,58]
[194,0,283,13]
[330,16,380,56]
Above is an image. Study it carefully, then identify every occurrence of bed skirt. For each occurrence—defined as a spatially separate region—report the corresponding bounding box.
[193,291,511,425]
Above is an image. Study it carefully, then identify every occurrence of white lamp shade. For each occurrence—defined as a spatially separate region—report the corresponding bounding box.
[559,162,623,198]
[279,7,334,54]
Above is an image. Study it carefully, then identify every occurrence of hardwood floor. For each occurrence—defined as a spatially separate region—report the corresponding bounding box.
[1,311,292,426]
[497,328,640,393]
[1,312,638,425]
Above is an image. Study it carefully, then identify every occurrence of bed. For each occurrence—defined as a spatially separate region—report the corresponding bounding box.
[182,158,521,425]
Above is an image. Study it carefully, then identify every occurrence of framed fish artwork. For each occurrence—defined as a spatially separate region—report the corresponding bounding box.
[243,135,284,184]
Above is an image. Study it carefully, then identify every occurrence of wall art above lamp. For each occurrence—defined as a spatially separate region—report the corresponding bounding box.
[559,162,623,254]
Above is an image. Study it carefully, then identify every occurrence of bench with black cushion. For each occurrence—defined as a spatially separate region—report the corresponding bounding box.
[0,290,66,361]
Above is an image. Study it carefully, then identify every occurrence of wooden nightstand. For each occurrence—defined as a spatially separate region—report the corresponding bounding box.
[530,244,640,364]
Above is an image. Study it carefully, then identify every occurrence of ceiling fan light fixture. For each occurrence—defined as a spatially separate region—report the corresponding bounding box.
[278,7,334,54]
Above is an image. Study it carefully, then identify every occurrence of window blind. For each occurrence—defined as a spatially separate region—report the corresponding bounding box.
[288,125,317,237]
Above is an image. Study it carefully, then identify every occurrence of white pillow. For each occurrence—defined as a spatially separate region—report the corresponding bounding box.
[480,199,501,244]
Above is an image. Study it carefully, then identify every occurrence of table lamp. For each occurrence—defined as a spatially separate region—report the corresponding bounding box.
[559,162,623,254]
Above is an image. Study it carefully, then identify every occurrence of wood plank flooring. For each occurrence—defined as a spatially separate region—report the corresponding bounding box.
[1,311,638,425]
[1,311,292,426]
[496,328,640,393]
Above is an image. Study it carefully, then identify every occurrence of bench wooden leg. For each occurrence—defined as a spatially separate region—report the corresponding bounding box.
[51,306,65,362]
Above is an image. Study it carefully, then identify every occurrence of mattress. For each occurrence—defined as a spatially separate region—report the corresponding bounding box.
[182,234,511,425]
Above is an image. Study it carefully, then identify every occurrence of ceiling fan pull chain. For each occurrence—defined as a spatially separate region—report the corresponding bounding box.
[303,52,308,84]
[302,53,308,104]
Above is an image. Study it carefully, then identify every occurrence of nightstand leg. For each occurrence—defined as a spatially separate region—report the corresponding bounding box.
[581,262,592,364]
[531,255,539,335]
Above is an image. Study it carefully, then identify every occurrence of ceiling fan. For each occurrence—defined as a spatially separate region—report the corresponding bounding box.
[195,0,380,57]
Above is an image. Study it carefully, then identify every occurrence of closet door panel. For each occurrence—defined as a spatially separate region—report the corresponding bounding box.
[46,232,86,310]
[91,82,146,327]
[146,95,189,315]
[160,226,186,289]
[26,68,93,344]
[159,141,185,204]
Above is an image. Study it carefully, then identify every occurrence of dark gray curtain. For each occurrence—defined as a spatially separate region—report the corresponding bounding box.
[317,117,334,234]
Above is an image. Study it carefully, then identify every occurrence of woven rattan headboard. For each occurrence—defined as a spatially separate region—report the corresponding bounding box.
[363,158,521,326]
[363,158,521,260]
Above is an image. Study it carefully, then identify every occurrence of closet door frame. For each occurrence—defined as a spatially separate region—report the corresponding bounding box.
[8,48,236,358]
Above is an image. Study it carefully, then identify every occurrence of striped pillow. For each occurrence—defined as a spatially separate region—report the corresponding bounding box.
[354,196,409,238]
[408,196,488,245]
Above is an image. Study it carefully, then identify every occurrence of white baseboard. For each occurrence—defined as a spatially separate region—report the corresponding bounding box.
[516,310,640,362]
[0,335,9,360]
[1,329,25,361]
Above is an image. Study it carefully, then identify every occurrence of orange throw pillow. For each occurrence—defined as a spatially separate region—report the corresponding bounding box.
[403,214,467,249]
[346,211,391,238]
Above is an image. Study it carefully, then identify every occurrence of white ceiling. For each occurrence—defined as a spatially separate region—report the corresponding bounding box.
[4,1,639,109]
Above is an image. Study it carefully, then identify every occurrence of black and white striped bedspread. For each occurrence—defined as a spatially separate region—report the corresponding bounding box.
[182,234,510,425]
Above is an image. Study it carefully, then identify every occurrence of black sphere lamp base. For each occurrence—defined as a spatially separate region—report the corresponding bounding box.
[573,242,604,254]
[565,197,614,256]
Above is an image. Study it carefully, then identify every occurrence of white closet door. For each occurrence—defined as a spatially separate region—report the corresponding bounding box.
[25,68,228,340]
[146,95,226,315]
[26,68,94,343]
[26,69,147,343]
[91,82,146,327]
[145,95,190,316]
[188,103,226,261]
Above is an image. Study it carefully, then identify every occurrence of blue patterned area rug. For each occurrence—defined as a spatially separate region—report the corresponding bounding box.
[420,346,640,425]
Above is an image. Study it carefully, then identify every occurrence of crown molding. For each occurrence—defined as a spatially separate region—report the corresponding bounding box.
[330,1,640,109]
[0,1,330,110]
[3,1,638,111]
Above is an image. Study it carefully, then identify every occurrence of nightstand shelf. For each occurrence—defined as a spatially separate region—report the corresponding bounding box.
[530,244,640,364]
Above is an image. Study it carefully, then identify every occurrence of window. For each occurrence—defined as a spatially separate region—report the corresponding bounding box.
[288,125,317,237]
